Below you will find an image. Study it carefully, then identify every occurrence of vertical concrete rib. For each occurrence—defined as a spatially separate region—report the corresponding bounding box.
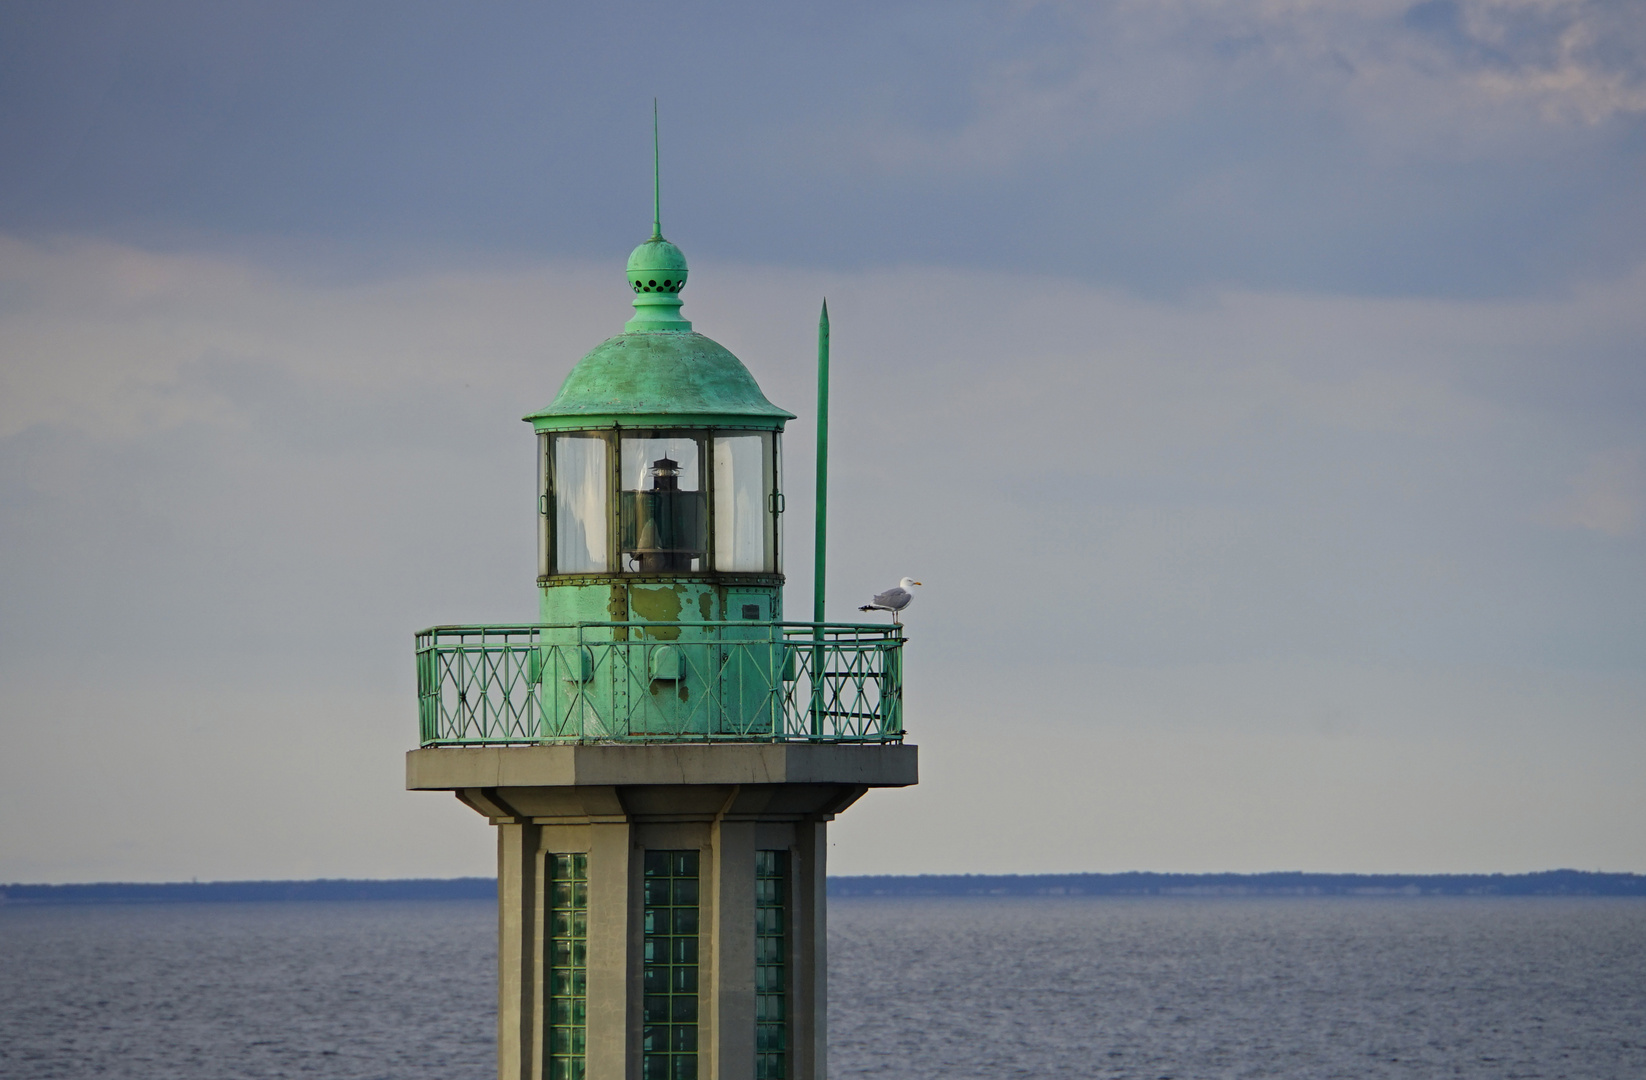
[497,822,541,1080]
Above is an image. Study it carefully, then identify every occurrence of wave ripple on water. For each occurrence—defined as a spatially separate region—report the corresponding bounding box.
[2,896,1643,1078]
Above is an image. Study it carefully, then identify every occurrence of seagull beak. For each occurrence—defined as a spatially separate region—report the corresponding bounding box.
[914,581,923,586]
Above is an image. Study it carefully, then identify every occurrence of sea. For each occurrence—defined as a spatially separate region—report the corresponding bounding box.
[1,895,1642,1079]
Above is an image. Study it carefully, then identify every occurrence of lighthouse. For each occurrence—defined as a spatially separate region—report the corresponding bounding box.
[406,132,917,1080]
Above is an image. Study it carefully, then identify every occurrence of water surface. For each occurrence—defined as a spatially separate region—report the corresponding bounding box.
[3,896,1642,1078]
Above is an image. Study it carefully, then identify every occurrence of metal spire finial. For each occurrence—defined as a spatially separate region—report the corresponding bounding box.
[651,99,662,242]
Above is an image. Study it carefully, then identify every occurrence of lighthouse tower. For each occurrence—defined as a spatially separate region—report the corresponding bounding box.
[407,140,916,1080]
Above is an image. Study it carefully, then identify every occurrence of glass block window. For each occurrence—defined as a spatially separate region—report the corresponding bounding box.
[643,850,700,1080]
[755,850,788,1080]
[548,853,589,1080]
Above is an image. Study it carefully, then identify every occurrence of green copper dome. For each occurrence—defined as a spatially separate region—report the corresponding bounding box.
[625,237,691,332]
[526,108,792,430]
[628,238,688,279]
[526,331,794,430]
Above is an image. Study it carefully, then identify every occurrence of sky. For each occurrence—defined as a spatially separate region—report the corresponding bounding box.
[1,0,1643,882]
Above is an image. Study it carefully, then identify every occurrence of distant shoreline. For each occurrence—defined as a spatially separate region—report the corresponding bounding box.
[3,870,1643,905]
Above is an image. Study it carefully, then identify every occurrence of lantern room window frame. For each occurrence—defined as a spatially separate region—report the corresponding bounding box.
[539,426,783,581]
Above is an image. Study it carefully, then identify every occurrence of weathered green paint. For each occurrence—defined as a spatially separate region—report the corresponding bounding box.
[526,179,794,694]
[416,622,903,744]
[525,333,793,430]
[630,584,684,630]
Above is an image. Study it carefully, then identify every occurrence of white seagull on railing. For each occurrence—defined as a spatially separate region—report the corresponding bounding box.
[859,577,921,624]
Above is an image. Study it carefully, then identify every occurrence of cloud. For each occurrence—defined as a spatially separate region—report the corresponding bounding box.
[2,235,1643,877]
[1546,446,1645,535]
[2,3,1642,298]
[852,0,1646,176]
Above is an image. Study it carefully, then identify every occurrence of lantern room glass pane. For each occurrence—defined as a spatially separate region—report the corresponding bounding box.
[621,437,705,573]
[554,435,609,574]
[713,433,774,572]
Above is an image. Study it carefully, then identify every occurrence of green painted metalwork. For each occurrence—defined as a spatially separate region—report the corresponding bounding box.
[812,300,829,626]
[523,114,791,429]
[415,621,903,746]
[643,850,699,1080]
[416,116,917,750]
[754,851,787,1080]
[548,853,589,1080]
[525,334,793,430]
[810,301,830,737]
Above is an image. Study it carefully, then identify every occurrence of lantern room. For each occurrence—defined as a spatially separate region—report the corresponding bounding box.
[526,230,794,628]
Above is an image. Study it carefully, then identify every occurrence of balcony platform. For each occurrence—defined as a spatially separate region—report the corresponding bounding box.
[407,740,918,791]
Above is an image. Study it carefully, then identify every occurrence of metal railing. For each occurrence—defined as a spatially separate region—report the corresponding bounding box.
[415,621,903,746]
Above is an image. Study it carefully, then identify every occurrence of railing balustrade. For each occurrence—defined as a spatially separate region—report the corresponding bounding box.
[416,622,903,745]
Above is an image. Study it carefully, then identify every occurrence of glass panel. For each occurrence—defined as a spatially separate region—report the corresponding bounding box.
[755,850,788,1079]
[554,436,609,574]
[538,433,551,578]
[773,435,783,574]
[548,852,589,1079]
[713,433,773,572]
[643,848,699,1079]
[621,437,705,573]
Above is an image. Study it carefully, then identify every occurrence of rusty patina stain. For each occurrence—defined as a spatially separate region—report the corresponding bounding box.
[630,584,684,638]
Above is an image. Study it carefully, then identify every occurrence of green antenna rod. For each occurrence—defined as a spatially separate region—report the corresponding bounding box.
[651,99,662,241]
[813,299,830,626]
[811,298,830,736]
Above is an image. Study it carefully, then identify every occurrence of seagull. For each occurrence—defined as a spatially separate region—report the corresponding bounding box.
[859,577,921,624]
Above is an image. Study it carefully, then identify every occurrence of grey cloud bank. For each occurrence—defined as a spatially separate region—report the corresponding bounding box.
[1,1,1644,295]
[1,237,1641,880]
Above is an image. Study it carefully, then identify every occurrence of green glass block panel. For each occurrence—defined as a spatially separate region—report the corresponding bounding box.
[548,852,589,1079]
[643,849,699,1080]
[755,850,788,1079]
